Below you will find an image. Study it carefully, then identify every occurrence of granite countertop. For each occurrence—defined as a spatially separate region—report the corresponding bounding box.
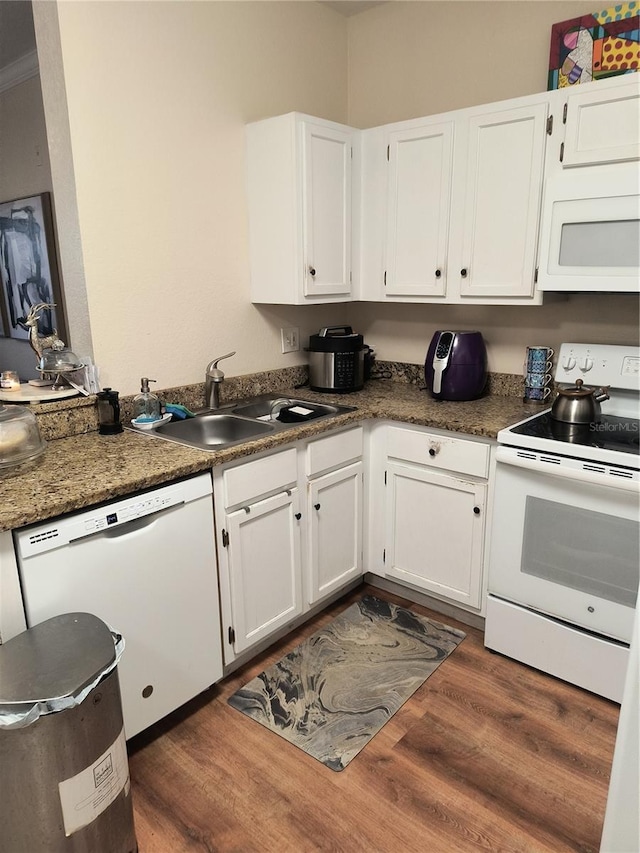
[0,379,541,532]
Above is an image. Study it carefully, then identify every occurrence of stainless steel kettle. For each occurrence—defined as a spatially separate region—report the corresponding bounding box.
[550,379,610,424]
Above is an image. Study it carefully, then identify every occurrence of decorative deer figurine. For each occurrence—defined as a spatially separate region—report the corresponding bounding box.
[24,302,64,364]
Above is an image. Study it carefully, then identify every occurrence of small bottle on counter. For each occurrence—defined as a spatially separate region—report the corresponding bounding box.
[132,378,161,423]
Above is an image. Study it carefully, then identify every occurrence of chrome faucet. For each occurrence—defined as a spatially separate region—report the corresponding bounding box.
[205,352,235,409]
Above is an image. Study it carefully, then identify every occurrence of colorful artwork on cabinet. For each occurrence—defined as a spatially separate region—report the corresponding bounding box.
[548,3,639,89]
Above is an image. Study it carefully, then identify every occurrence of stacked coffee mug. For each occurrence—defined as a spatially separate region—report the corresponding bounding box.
[524,346,554,402]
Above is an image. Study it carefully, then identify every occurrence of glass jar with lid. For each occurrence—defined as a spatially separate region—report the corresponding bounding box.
[0,403,46,469]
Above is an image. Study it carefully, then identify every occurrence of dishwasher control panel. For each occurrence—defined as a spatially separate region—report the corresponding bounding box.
[82,492,178,535]
[14,474,211,559]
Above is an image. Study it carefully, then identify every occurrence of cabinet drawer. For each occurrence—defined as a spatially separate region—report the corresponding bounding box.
[306,427,363,477]
[387,426,489,478]
[223,448,297,508]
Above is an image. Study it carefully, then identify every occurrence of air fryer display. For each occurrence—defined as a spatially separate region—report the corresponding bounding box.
[435,332,453,359]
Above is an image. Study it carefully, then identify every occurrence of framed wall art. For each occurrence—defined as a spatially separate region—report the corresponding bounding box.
[548,3,639,89]
[0,192,67,343]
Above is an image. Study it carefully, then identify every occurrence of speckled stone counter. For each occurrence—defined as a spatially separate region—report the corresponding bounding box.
[0,377,542,532]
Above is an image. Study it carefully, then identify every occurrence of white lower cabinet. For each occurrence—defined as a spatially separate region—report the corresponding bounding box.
[372,423,491,612]
[216,420,493,664]
[215,427,364,664]
[225,488,303,655]
[385,461,486,608]
[307,461,363,604]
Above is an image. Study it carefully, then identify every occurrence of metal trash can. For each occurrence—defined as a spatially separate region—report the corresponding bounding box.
[0,613,137,852]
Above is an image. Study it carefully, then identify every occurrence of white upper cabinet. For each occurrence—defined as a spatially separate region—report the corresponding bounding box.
[454,103,548,300]
[303,122,352,298]
[384,121,453,297]
[246,112,353,304]
[561,76,640,167]
[359,92,550,305]
[248,79,637,305]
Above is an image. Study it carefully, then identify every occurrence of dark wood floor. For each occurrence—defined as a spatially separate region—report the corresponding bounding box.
[127,584,620,852]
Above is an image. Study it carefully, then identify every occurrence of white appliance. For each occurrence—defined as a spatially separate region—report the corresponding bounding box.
[537,76,640,293]
[14,473,223,738]
[485,343,640,702]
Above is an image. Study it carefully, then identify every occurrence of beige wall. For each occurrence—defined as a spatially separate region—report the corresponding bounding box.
[352,294,640,376]
[49,0,350,394]
[32,1,640,392]
[347,1,599,125]
[346,1,640,373]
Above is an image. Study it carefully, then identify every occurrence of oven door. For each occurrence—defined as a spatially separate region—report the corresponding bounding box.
[489,446,639,644]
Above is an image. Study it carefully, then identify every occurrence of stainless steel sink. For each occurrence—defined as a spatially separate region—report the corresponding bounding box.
[232,395,345,419]
[134,393,356,452]
[154,412,276,450]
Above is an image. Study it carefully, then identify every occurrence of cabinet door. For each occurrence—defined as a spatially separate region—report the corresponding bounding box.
[307,462,363,604]
[457,103,548,299]
[562,79,640,167]
[302,121,352,298]
[384,122,453,297]
[385,462,486,609]
[225,489,303,654]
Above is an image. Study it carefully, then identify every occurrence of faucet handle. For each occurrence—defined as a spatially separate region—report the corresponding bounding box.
[206,351,236,377]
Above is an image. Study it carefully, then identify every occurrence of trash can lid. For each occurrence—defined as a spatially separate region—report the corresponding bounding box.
[0,613,117,706]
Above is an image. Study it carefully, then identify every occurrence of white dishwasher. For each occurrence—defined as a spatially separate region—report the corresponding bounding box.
[14,472,223,739]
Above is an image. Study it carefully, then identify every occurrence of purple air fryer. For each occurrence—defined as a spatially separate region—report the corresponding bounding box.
[425,331,487,401]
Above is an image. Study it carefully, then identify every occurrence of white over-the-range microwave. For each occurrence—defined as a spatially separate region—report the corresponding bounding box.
[537,75,640,293]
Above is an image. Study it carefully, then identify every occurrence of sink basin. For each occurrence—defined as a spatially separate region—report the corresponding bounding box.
[232,395,345,420]
[154,413,276,450]
[133,393,356,452]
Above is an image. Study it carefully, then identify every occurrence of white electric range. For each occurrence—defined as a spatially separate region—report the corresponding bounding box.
[485,343,639,702]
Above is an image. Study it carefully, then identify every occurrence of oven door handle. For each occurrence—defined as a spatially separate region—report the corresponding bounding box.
[495,447,640,493]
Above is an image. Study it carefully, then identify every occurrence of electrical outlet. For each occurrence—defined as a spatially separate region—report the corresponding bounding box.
[281,327,300,354]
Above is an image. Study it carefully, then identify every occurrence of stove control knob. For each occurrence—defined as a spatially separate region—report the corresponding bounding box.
[562,356,576,370]
[579,357,594,372]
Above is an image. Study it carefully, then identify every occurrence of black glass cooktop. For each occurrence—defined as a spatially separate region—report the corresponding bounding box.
[510,413,640,455]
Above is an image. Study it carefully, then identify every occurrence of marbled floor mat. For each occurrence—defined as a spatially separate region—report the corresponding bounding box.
[227,595,466,771]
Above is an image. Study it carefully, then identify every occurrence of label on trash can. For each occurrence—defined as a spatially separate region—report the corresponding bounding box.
[58,726,130,836]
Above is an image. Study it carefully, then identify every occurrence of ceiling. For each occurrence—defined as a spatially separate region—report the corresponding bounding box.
[0,1,36,71]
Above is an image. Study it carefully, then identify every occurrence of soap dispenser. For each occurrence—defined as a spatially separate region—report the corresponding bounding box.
[133,378,161,422]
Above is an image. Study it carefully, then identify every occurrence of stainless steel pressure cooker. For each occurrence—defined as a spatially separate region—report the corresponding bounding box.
[307,326,369,393]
